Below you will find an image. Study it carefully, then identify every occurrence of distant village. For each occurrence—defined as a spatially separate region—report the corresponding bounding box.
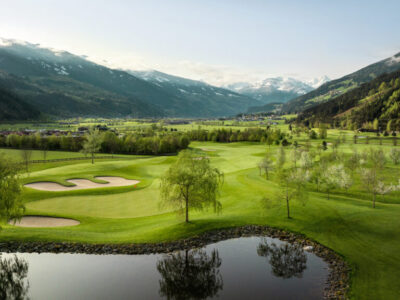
[0,115,286,138]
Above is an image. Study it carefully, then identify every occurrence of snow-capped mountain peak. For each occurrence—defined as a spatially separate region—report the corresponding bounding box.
[224,76,330,104]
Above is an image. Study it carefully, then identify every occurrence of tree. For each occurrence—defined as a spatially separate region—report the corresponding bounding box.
[258,153,274,179]
[20,149,32,172]
[309,130,317,139]
[375,181,397,202]
[346,148,361,174]
[390,148,400,165]
[360,149,386,208]
[157,249,223,299]
[386,120,393,132]
[160,150,223,223]
[322,140,328,150]
[0,156,25,225]
[291,147,301,169]
[39,137,48,161]
[373,118,379,131]
[361,168,379,208]
[318,124,327,139]
[276,146,286,169]
[101,131,120,158]
[81,129,103,164]
[321,164,352,200]
[276,167,309,219]
[299,151,313,170]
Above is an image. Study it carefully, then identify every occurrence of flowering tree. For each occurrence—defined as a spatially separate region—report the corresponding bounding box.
[321,164,352,200]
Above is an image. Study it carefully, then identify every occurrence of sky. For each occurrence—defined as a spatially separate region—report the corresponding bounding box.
[1,0,400,86]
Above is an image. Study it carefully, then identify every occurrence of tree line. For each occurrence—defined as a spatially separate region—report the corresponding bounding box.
[0,130,190,156]
[186,127,287,144]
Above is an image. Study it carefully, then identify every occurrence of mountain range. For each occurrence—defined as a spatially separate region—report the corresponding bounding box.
[225,76,329,105]
[1,38,399,121]
[0,38,260,120]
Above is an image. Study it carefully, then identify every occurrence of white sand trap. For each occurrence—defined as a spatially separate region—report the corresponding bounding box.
[201,148,216,152]
[9,216,80,227]
[25,176,140,192]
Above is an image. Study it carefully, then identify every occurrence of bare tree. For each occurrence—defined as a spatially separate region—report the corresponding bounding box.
[20,149,32,173]
[276,167,309,219]
[258,152,274,179]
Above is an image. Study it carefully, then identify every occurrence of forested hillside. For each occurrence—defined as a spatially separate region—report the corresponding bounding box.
[0,83,41,121]
[284,52,400,113]
[297,70,400,130]
[0,40,259,119]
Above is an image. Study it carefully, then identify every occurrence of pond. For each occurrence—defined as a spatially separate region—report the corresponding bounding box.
[0,237,329,300]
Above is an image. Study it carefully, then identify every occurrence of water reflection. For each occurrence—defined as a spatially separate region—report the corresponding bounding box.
[0,254,30,300]
[157,249,223,300]
[257,239,307,279]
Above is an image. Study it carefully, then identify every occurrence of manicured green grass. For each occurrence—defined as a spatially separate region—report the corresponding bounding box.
[1,138,400,299]
[0,148,134,161]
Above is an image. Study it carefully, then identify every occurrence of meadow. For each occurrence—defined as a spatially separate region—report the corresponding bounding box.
[1,126,400,299]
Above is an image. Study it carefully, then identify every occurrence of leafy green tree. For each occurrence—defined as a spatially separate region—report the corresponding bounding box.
[318,124,327,139]
[81,129,103,164]
[101,131,120,157]
[160,150,223,223]
[373,118,379,131]
[309,130,317,139]
[0,156,25,225]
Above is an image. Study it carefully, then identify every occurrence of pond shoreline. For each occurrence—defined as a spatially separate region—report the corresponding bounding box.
[0,225,350,299]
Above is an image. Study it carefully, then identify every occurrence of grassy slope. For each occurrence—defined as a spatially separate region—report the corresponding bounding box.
[1,140,400,299]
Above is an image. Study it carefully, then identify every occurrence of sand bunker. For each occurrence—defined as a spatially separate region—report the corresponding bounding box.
[9,216,80,227]
[201,148,216,152]
[25,176,140,192]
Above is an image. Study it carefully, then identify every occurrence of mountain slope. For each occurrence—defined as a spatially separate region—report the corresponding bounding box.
[284,52,400,113]
[0,39,260,118]
[0,82,41,121]
[296,70,400,129]
[225,77,322,105]
[129,70,261,116]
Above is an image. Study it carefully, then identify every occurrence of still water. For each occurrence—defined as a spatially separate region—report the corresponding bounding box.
[0,237,329,300]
